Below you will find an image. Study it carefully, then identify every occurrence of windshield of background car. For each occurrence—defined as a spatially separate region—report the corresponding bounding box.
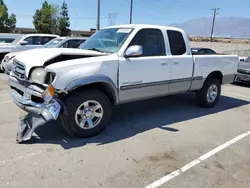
[80,28,133,53]
[43,38,64,48]
[244,57,250,63]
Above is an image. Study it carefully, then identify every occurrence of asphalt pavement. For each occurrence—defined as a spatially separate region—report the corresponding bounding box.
[0,74,250,188]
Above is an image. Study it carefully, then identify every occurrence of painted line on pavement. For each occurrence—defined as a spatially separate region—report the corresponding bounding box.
[222,91,250,100]
[0,101,12,104]
[145,129,250,188]
[0,150,46,165]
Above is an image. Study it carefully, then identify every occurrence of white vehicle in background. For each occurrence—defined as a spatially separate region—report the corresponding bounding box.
[0,33,59,62]
[1,36,88,74]
[0,33,23,44]
[8,24,239,142]
[44,36,88,49]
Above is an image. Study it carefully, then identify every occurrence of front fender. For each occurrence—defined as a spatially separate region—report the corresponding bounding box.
[65,74,119,104]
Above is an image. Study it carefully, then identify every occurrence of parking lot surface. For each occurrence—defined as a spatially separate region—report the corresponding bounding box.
[0,74,250,188]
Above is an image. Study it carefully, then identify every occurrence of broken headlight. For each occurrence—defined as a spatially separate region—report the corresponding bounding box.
[30,67,46,83]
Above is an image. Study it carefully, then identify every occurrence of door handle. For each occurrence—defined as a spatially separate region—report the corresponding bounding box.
[173,61,179,65]
[161,62,168,66]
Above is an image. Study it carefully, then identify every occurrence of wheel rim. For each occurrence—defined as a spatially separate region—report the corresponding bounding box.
[207,84,218,103]
[75,100,103,130]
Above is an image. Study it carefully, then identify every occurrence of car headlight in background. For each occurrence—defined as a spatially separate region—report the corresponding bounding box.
[2,55,9,63]
[30,67,46,83]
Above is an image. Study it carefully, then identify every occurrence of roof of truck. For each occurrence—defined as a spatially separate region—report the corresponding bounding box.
[105,24,184,32]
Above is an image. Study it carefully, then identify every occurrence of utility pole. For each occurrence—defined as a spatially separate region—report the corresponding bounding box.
[210,8,219,42]
[96,0,100,31]
[130,0,133,24]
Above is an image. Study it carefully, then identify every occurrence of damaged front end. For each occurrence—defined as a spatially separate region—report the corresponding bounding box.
[8,74,62,143]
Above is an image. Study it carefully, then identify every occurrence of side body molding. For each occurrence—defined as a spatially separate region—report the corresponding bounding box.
[64,75,119,104]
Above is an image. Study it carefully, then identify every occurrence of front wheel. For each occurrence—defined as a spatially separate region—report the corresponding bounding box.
[196,78,221,108]
[60,89,112,138]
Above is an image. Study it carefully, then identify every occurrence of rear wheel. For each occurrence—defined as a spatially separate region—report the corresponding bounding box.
[196,78,221,108]
[60,89,112,138]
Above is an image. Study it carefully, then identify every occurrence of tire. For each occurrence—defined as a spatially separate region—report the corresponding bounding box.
[60,89,112,138]
[196,78,221,108]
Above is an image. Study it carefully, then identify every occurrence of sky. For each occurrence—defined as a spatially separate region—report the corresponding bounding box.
[3,0,250,31]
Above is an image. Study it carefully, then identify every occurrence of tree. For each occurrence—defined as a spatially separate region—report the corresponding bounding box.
[58,1,71,36]
[0,0,16,33]
[33,0,58,34]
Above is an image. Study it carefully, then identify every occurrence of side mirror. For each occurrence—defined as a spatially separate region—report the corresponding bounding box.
[20,41,28,45]
[124,45,143,58]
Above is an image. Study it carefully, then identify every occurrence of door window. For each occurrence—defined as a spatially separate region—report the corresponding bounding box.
[128,29,166,56]
[23,36,41,45]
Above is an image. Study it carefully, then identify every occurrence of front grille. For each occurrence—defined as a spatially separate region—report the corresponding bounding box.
[12,60,26,79]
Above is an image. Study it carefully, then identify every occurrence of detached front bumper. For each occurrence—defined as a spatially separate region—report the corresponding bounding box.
[8,74,62,142]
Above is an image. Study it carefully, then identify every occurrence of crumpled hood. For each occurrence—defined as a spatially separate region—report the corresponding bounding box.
[15,48,105,77]
[238,62,250,70]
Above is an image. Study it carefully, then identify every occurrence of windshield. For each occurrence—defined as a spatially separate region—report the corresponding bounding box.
[43,38,64,48]
[244,57,250,63]
[80,28,133,53]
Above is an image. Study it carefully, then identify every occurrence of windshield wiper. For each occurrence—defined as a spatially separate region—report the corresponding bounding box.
[86,48,105,53]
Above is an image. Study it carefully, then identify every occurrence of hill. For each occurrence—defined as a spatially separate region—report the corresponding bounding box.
[170,17,250,39]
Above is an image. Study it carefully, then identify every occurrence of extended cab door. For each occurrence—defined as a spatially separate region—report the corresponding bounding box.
[118,28,171,102]
[166,30,194,93]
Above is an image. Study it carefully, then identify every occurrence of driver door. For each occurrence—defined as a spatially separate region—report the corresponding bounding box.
[118,28,171,103]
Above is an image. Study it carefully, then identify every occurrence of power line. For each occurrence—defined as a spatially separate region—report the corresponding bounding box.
[108,12,119,26]
[210,8,219,42]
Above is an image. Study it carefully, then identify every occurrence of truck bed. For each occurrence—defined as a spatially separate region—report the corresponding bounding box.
[193,54,238,84]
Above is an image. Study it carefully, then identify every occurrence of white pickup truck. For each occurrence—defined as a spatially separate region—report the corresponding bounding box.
[8,24,238,142]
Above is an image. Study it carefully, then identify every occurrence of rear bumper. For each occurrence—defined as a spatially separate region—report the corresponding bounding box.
[234,73,250,84]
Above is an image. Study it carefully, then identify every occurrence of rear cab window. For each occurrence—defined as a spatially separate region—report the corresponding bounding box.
[167,30,187,55]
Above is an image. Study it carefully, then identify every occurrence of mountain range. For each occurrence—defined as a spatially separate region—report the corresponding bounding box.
[170,17,250,39]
